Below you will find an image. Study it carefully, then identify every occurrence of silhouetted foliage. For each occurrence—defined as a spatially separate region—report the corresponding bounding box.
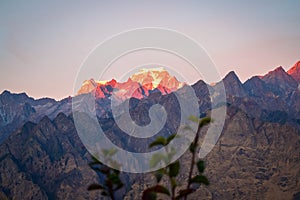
[88,149,123,200]
[88,117,211,200]
[142,117,211,200]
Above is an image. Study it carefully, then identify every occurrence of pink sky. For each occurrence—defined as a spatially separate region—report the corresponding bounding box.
[0,1,299,100]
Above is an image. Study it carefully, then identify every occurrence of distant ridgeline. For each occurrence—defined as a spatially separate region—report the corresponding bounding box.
[0,62,300,199]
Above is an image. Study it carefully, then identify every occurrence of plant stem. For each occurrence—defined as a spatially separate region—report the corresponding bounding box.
[184,121,202,200]
[170,177,175,200]
[109,185,115,200]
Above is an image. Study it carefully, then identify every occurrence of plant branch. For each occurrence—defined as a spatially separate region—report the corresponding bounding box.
[184,118,208,200]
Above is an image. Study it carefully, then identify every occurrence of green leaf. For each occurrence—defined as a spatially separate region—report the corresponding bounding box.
[153,185,170,195]
[108,173,121,185]
[170,177,177,188]
[89,156,103,170]
[149,137,167,148]
[149,153,164,168]
[196,160,205,173]
[113,168,120,174]
[199,117,212,128]
[188,115,199,123]
[190,175,209,185]
[142,185,170,200]
[102,149,109,156]
[142,190,157,200]
[102,148,118,157]
[108,159,121,170]
[168,161,180,177]
[101,191,108,196]
[155,169,165,183]
[90,156,102,164]
[166,133,177,144]
[87,184,104,191]
[176,188,195,199]
[149,185,170,195]
[164,147,176,164]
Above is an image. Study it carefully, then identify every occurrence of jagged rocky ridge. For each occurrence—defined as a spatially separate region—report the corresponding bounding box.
[0,91,72,144]
[0,62,300,199]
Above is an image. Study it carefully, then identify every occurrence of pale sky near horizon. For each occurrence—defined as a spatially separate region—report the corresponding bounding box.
[0,1,300,100]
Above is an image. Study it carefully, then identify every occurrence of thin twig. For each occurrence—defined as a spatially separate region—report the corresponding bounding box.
[184,121,202,200]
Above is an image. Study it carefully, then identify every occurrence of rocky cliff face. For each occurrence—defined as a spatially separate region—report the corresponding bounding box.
[288,61,300,83]
[0,62,300,199]
[0,91,36,143]
[204,107,300,199]
[0,113,103,199]
[76,68,184,100]
[0,91,72,144]
[124,107,300,200]
[261,66,298,96]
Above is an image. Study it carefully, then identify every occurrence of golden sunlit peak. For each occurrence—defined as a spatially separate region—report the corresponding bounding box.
[77,67,184,97]
[129,67,183,90]
[81,79,109,86]
[130,67,168,88]
[95,80,109,85]
[82,79,95,85]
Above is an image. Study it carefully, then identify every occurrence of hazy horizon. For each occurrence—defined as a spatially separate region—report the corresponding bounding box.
[1,1,300,100]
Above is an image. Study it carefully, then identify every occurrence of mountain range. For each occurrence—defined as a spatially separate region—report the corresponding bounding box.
[77,68,184,100]
[0,61,300,199]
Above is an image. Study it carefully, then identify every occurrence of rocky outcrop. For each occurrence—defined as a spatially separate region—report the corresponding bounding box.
[124,107,300,199]
[288,61,300,83]
[1,61,300,199]
[77,68,184,100]
[0,113,102,199]
[0,91,72,144]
